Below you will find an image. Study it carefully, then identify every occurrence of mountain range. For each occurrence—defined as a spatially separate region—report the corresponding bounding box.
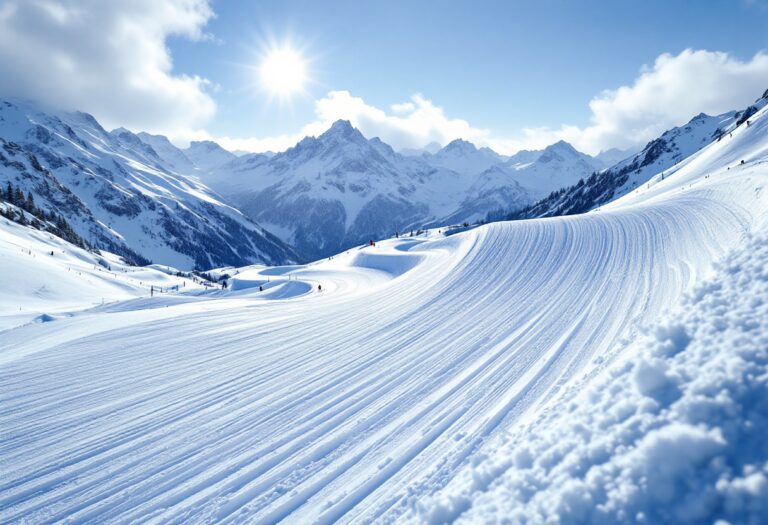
[510,89,768,220]
[195,122,609,259]
[0,99,297,269]
[2,93,755,267]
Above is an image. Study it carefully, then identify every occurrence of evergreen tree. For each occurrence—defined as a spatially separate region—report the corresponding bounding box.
[14,186,24,207]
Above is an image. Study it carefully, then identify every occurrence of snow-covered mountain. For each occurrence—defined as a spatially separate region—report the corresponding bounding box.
[503,140,602,197]
[504,147,543,167]
[198,120,451,259]
[202,121,602,259]
[594,146,636,169]
[510,91,768,220]
[0,99,298,269]
[444,140,604,223]
[136,132,196,173]
[184,140,237,171]
[420,138,506,175]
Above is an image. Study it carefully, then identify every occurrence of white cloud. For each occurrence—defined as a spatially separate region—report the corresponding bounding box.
[218,49,768,157]
[205,90,491,154]
[7,9,760,160]
[0,0,216,134]
[504,49,768,155]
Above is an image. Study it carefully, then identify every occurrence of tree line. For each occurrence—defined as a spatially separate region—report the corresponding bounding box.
[0,181,91,249]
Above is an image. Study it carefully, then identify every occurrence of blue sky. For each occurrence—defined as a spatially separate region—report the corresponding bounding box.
[0,0,767,154]
[169,0,768,141]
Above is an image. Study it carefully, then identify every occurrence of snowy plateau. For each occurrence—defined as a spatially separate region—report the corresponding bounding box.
[1,89,768,525]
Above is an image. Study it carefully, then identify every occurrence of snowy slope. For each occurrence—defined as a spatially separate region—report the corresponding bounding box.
[136,131,197,173]
[421,231,768,525]
[510,92,768,220]
[0,214,206,331]
[2,97,767,523]
[0,99,297,269]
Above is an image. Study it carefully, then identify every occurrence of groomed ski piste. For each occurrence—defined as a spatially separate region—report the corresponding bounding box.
[1,103,767,524]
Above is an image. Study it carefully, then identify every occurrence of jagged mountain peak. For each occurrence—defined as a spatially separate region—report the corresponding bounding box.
[369,136,397,158]
[318,119,368,144]
[327,119,355,133]
[188,140,228,152]
[537,140,589,164]
[690,112,710,122]
[542,140,579,154]
[184,139,237,171]
[137,132,195,173]
[137,131,174,148]
[111,126,147,146]
[441,138,478,154]
[274,119,383,167]
[110,127,161,162]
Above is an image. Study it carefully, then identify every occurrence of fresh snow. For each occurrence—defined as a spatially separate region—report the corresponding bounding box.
[1,99,768,524]
[0,214,204,332]
[418,227,768,525]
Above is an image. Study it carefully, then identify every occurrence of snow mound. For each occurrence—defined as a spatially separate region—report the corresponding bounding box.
[350,249,424,278]
[418,232,768,525]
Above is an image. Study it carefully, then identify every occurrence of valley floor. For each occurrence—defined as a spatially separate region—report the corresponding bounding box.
[1,115,768,523]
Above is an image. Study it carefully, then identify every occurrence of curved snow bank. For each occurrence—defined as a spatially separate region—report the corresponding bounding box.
[228,275,268,292]
[227,268,314,299]
[420,232,768,525]
[349,249,424,278]
[261,280,314,299]
[260,265,302,276]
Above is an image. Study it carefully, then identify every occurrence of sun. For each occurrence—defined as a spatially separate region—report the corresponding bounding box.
[259,46,307,97]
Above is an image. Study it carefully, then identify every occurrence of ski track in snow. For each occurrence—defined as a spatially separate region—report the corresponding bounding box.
[1,111,767,523]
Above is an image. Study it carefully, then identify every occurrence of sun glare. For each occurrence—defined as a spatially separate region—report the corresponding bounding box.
[259,46,307,97]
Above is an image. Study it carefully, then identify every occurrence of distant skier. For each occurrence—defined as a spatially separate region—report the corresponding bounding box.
[369,239,374,246]
[318,284,322,292]
[221,281,227,289]
[151,285,154,297]
[259,285,263,292]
